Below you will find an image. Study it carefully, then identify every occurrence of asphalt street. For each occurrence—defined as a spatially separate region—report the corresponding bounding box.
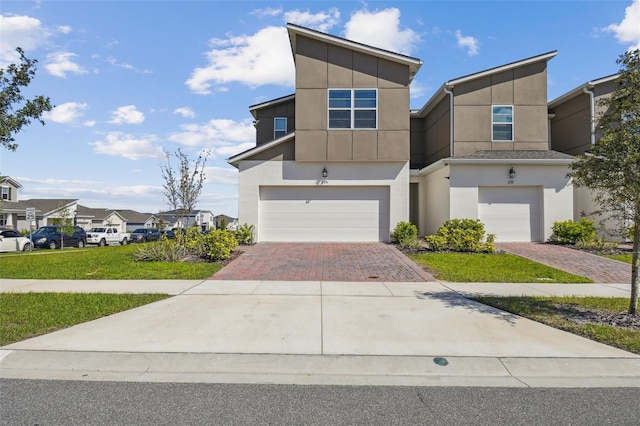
[2,379,639,425]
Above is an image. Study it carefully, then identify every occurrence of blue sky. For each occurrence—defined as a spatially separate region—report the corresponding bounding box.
[1,0,639,217]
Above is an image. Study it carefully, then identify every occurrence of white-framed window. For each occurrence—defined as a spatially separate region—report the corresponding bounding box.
[0,214,6,226]
[328,89,377,129]
[274,117,287,139]
[492,105,513,141]
[1,186,10,201]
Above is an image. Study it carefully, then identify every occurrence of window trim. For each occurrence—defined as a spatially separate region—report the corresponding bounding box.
[328,88,378,130]
[1,186,10,201]
[491,105,514,142]
[274,117,287,139]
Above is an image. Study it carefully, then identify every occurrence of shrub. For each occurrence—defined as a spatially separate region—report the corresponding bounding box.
[201,229,238,261]
[132,238,188,262]
[234,223,255,245]
[549,218,596,244]
[391,221,418,244]
[398,237,425,251]
[425,218,495,253]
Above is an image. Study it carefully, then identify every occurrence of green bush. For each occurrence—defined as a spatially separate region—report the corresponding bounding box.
[391,221,418,244]
[549,218,596,244]
[425,218,495,253]
[201,229,238,261]
[234,223,255,245]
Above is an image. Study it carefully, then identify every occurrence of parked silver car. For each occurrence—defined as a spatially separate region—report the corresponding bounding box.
[0,228,32,252]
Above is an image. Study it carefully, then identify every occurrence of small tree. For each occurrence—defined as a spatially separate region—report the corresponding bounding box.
[160,148,208,243]
[51,203,75,249]
[1,47,53,151]
[568,49,640,314]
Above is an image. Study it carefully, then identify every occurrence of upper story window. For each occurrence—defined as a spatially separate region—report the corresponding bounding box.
[274,117,287,139]
[492,105,513,141]
[1,186,11,201]
[328,89,377,129]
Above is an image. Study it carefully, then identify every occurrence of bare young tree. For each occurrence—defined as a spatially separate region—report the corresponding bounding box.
[160,148,208,235]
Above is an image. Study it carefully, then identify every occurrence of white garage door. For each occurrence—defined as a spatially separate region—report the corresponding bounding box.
[478,187,541,242]
[259,186,390,242]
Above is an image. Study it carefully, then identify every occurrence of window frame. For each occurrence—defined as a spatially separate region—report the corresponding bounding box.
[328,88,378,130]
[1,186,10,201]
[491,105,514,142]
[273,117,287,139]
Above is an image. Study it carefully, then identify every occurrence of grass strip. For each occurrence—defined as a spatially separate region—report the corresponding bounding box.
[472,296,639,354]
[0,244,222,279]
[409,252,592,283]
[601,253,633,264]
[0,292,170,346]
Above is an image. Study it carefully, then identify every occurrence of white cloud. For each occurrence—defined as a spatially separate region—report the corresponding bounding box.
[45,51,87,77]
[186,26,294,94]
[203,166,239,185]
[284,8,340,32]
[606,0,640,50]
[57,25,72,34]
[174,107,195,118]
[409,78,429,100]
[0,14,50,67]
[91,131,164,160]
[109,105,145,125]
[169,118,255,158]
[344,8,420,55]
[251,7,283,18]
[106,56,152,74]
[44,102,88,123]
[455,30,479,56]
[84,120,96,127]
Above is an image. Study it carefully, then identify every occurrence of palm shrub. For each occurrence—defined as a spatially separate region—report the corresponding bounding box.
[234,223,255,245]
[549,218,596,244]
[425,218,496,253]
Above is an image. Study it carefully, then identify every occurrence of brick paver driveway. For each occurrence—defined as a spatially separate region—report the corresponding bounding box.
[497,242,631,284]
[212,243,435,282]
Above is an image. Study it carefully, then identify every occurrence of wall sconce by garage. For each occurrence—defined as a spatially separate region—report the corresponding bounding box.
[322,167,328,179]
[509,167,516,179]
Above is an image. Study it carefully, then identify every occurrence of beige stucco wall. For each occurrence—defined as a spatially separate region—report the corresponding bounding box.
[452,61,550,156]
[294,35,411,162]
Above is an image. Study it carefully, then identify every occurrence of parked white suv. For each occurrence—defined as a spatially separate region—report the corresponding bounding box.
[86,227,130,246]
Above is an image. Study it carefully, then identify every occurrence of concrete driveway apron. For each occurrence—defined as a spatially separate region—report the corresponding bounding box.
[211,243,435,282]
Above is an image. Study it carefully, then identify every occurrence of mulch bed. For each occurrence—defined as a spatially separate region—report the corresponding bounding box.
[555,303,640,330]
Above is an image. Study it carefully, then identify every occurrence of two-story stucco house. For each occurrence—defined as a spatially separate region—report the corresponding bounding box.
[229,23,588,243]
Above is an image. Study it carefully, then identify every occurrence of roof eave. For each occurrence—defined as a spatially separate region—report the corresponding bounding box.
[227,132,296,167]
[548,74,620,108]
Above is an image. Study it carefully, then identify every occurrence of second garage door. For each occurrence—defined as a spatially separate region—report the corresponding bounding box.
[259,186,390,242]
[478,186,542,242]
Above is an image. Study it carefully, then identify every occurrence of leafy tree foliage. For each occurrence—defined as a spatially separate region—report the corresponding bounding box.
[1,47,52,151]
[569,49,640,314]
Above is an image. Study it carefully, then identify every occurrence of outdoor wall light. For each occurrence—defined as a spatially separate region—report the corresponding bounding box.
[322,167,328,178]
[509,167,516,179]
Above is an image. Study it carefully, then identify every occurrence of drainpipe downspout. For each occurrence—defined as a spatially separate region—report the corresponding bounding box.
[444,85,454,156]
[583,85,596,145]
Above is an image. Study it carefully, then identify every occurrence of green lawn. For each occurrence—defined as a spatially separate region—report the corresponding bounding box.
[602,253,633,264]
[409,252,592,283]
[0,292,170,346]
[0,244,223,279]
[472,296,640,354]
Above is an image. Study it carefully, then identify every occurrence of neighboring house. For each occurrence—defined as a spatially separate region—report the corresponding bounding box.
[548,74,621,236]
[228,23,577,243]
[0,176,23,228]
[213,214,237,230]
[113,210,157,232]
[157,209,214,232]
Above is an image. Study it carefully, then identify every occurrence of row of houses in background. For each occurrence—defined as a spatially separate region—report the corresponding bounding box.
[0,177,237,233]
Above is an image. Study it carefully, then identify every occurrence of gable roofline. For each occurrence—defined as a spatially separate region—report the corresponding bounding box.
[227,132,296,167]
[0,176,22,188]
[548,73,619,108]
[412,50,558,118]
[287,23,423,82]
[248,94,295,118]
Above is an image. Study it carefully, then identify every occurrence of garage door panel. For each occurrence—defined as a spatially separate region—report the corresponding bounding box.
[260,186,390,242]
[478,187,541,242]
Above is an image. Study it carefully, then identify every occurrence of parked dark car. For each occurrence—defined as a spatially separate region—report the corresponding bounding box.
[131,228,162,243]
[161,230,176,239]
[29,226,87,249]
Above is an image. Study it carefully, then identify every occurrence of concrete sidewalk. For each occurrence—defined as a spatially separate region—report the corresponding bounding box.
[1,279,638,387]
